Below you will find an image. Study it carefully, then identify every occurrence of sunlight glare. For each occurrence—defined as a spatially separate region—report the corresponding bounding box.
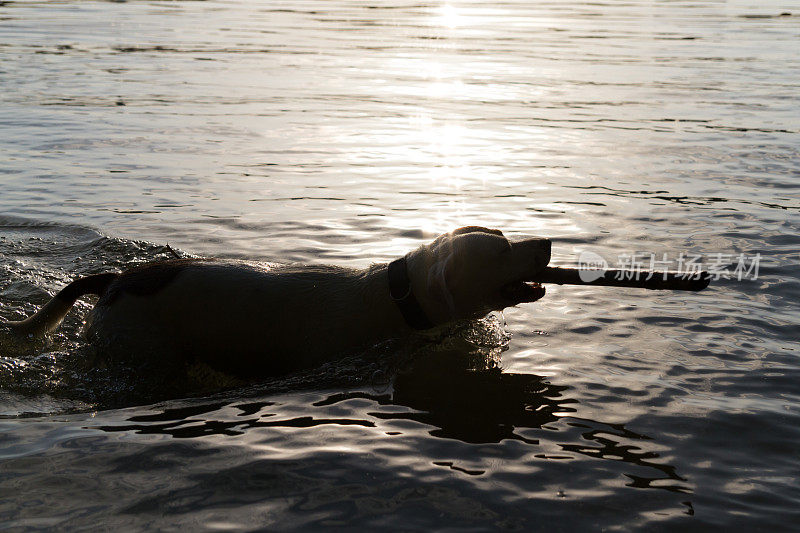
[437,3,465,28]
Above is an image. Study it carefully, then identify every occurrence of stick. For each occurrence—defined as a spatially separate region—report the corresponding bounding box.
[531,267,711,291]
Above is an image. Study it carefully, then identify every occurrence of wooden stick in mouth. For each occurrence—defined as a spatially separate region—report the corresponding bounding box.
[531,266,711,291]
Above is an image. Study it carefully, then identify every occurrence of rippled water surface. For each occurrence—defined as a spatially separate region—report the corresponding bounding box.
[1,0,799,530]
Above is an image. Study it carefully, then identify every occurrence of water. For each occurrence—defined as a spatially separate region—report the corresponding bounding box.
[1,0,799,529]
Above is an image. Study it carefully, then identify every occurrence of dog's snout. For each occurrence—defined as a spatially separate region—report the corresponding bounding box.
[524,237,551,254]
[539,238,552,265]
[511,237,551,252]
[539,239,551,253]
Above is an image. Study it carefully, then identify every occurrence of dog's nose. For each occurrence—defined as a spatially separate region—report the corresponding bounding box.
[530,238,551,253]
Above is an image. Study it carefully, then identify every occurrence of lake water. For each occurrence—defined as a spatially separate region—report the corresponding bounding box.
[1,0,799,529]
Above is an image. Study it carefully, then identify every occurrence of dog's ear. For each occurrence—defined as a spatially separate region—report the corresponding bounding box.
[452,226,504,237]
[426,255,456,315]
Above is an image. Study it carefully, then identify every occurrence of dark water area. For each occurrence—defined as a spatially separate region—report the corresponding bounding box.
[1,0,799,530]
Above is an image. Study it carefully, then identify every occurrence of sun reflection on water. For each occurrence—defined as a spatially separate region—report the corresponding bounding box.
[436,4,466,29]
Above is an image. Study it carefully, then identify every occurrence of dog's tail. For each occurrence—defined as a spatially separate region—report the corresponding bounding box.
[1,273,118,340]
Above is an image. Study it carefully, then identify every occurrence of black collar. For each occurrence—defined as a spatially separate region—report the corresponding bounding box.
[388,256,435,330]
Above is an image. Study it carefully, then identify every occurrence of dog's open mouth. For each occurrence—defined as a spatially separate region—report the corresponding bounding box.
[499,281,545,304]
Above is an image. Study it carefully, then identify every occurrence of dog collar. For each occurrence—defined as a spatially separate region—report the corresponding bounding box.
[388,256,435,330]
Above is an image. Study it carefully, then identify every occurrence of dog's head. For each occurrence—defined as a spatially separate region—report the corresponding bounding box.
[406,226,551,324]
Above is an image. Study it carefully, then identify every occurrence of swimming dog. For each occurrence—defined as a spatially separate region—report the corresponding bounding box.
[1,226,550,376]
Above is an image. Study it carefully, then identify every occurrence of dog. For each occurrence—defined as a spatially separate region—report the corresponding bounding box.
[1,226,550,376]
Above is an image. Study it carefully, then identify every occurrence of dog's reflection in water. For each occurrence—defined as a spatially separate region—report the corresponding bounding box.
[377,341,573,444]
[384,345,687,493]
[97,334,687,494]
